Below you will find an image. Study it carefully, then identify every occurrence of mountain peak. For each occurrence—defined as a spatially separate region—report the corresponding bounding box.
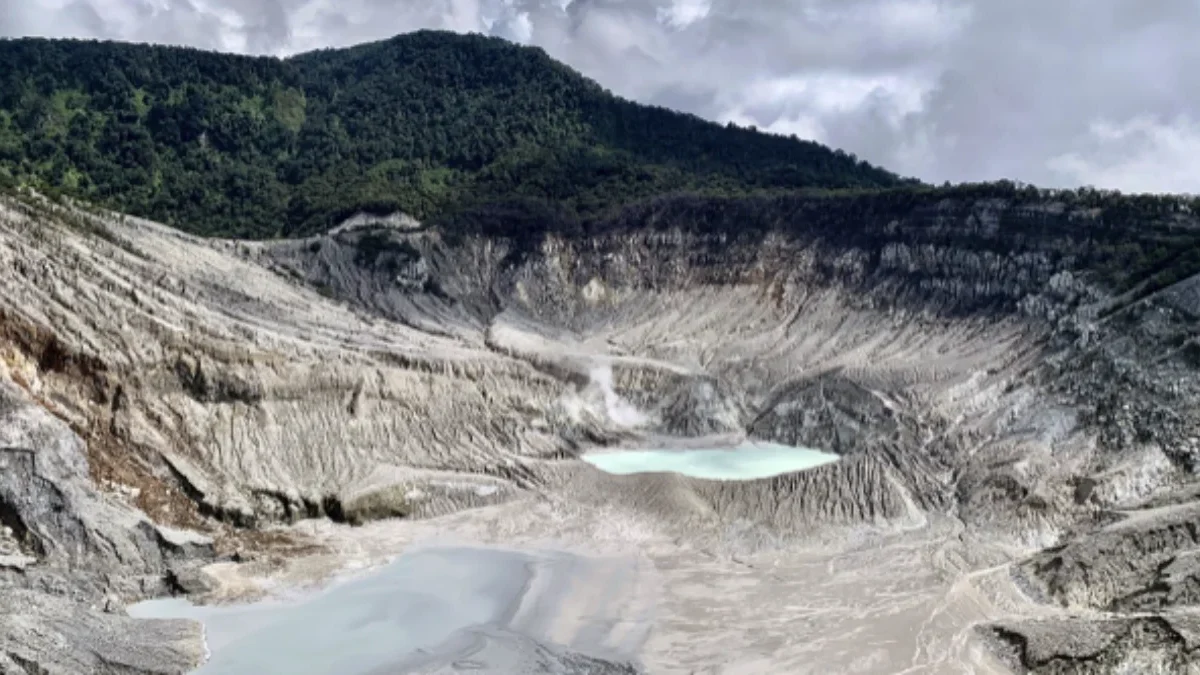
[0,31,906,238]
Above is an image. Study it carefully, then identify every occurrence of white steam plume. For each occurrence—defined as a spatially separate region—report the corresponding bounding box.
[588,364,647,428]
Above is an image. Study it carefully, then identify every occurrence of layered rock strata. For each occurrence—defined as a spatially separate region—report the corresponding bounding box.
[0,191,1198,672]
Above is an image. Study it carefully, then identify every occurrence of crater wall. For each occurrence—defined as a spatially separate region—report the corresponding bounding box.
[2,192,1199,672]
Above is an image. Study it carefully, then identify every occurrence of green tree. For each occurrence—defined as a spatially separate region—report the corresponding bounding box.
[0,31,908,238]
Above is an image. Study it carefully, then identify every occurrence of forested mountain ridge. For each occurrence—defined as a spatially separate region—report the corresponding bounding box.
[0,30,907,238]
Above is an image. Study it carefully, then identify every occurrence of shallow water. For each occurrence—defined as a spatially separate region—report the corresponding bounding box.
[581,440,839,480]
[128,546,641,674]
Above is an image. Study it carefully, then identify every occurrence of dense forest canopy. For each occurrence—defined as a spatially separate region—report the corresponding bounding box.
[0,30,908,237]
[2,30,1198,292]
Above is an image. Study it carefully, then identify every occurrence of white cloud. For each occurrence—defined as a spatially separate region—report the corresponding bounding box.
[1047,116,1200,195]
[714,72,932,157]
[657,0,710,30]
[505,12,534,43]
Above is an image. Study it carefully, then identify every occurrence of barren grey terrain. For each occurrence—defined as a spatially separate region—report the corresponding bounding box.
[1,190,1199,673]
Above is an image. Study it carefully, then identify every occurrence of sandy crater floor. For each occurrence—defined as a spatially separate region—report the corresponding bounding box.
[170,493,1041,675]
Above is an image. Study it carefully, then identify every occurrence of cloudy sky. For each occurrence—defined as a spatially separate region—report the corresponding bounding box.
[2,0,1197,194]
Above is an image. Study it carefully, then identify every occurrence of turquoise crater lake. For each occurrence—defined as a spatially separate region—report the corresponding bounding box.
[581,440,840,480]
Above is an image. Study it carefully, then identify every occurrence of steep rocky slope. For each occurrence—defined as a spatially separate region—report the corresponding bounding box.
[0,188,1199,673]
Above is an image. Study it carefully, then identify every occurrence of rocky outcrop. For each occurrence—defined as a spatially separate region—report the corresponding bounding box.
[749,370,904,454]
[653,375,749,437]
[987,615,1200,674]
[1,189,1199,672]
[0,379,213,594]
[1018,503,1200,611]
[0,379,210,674]
[0,590,204,675]
[970,254,1200,672]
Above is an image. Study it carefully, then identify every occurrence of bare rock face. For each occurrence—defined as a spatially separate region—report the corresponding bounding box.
[986,615,1200,674]
[0,590,204,675]
[0,379,213,594]
[1,191,1200,672]
[1018,503,1200,612]
[0,379,210,673]
[653,375,750,437]
[749,369,903,454]
[971,260,1200,673]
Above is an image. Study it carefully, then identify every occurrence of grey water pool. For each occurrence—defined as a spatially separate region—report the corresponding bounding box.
[128,546,643,674]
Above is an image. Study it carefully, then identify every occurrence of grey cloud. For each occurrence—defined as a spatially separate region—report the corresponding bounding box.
[234,0,291,53]
[0,0,1197,193]
[887,0,1200,188]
